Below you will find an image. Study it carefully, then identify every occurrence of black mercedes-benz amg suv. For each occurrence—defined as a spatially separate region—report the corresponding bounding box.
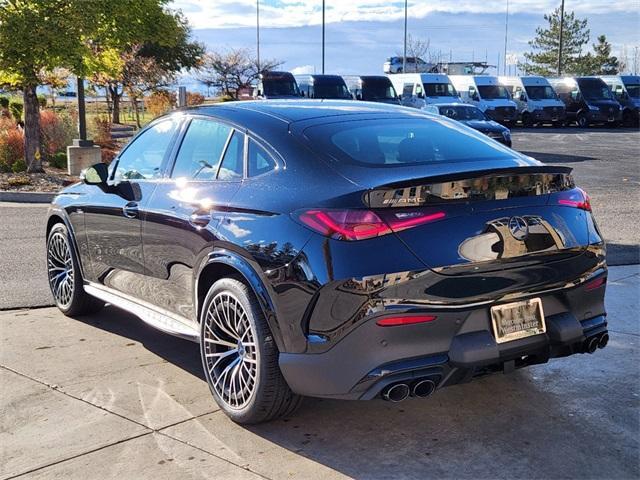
[46,100,608,424]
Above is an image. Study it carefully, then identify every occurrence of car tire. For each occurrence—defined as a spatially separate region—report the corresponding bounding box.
[200,276,302,424]
[552,121,564,128]
[622,110,633,127]
[47,223,104,316]
[577,113,589,128]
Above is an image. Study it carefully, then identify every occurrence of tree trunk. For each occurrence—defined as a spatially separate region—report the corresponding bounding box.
[109,85,121,124]
[23,85,43,173]
[132,96,141,128]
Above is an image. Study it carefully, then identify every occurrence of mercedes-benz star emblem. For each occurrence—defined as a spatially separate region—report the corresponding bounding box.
[508,216,529,241]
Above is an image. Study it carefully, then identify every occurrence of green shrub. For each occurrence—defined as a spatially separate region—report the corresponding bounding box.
[37,94,47,108]
[0,160,11,173]
[9,102,23,122]
[7,175,30,186]
[0,97,9,109]
[11,159,27,173]
[50,151,67,169]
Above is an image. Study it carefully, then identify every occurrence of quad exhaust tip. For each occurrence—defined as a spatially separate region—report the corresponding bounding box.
[598,332,609,349]
[412,379,436,398]
[382,383,410,402]
[584,333,609,354]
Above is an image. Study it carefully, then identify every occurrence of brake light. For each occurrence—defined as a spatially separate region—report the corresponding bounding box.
[296,209,445,241]
[556,188,591,211]
[376,315,437,327]
[585,276,606,291]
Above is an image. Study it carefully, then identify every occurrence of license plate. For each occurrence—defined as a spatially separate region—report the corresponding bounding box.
[491,298,546,343]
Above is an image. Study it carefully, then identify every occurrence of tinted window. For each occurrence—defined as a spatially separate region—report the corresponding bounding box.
[626,84,640,98]
[312,81,351,99]
[361,80,397,101]
[172,119,231,180]
[114,119,178,181]
[402,83,414,96]
[217,131,244,180]
[525,85,557,100]
[263,79,299,96]
[439,105,486,121]
[578,79,614,101]
[305,118,513,167]
[248,140,276,177]
[478,85,511,99]
[423,83,457,97]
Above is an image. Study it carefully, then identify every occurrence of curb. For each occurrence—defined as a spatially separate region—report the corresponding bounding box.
[0,191,56,203]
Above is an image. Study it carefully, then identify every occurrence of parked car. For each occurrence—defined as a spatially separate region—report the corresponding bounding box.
[342,75,400,104]
[46,100,608,424]
[499,76,566,127]
[449,75,518,126]
[424,103,511,147]
[383,56,435,74]
[600,75,640,126]
[254,71,301,99]
[388,73,460,109]
[548,77,622,127]
[295,74,352,99]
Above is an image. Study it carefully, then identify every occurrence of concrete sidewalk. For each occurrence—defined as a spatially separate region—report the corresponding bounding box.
[1,266,638,479]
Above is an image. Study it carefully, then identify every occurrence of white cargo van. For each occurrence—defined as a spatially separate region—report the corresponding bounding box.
[387,73,460,109]
[499,76,566,126]
[449,75,518,125]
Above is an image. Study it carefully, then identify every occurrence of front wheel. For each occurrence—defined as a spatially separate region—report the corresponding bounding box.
[577,113,589,128]
[200,276,302,424]
[47,223,104,316]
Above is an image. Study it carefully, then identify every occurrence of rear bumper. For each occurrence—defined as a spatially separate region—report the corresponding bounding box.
[279,271,607,400]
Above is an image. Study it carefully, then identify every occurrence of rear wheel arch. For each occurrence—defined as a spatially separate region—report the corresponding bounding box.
[195,252,286,352]
[46,212,86,279]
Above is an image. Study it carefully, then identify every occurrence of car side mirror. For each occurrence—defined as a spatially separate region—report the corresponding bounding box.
[519,93,527,101]
[83,163,109,186]
[257,90,262,97]
[417,92,424,99]
[356,93,362,100]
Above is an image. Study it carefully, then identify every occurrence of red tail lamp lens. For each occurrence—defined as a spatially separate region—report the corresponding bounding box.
[557,188,591,211]
[297,209,445,241]
[585,277,606,291]
[376,315,437,327]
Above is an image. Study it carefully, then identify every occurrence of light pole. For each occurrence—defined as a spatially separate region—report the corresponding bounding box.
[256,0,260,72]
[503,0,509,76]
[557,0,565,75]
[322,0,325,74]
[403,0,408,73]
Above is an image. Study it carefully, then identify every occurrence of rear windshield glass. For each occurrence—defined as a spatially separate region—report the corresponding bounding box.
[304,117,513,167]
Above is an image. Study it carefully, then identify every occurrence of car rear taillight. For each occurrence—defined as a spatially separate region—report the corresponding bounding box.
[556,187,591,211]
[585,276,606,291]
[376,315,437,327]
[296,209,445,241]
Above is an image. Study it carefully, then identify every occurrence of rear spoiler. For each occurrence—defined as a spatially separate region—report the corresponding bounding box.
[377,165,573,190]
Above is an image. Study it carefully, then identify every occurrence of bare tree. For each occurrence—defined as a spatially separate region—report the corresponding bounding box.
[396,34,433,72]
[196,48,282,98]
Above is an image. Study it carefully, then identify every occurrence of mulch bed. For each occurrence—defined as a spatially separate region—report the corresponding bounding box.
[0,167,79,193]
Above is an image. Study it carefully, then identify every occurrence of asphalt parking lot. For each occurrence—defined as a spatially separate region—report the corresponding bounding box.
[1,127,639,479]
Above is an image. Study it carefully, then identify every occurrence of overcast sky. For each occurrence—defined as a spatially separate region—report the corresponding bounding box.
[172,0,640,76]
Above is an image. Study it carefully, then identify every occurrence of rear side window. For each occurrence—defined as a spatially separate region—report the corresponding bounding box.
[217,131,244,180]
[402,83,413,96]
[304,118,514,167]
[172,119,231,180]
[247,140,276,177]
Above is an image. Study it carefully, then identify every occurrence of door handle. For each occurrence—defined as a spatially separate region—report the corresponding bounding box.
[123,201,139,219]
[189,212,211,228]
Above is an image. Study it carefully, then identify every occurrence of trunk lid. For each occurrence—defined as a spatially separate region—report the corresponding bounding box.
[367,166,592,276]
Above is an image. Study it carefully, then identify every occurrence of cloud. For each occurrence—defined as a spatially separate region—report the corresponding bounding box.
[172,0,639,30]
[290,64,316,74]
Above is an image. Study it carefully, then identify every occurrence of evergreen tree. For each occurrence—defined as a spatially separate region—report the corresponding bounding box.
[521,8,590,76]
[590,35,619,74]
